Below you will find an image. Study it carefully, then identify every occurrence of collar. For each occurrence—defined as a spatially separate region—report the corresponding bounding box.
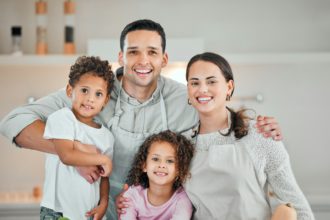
[113,76,163,106]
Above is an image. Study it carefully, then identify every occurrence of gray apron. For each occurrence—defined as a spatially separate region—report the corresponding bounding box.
[106,85,168,219]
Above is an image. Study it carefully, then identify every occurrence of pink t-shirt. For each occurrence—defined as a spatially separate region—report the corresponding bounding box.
[119,185,193,220]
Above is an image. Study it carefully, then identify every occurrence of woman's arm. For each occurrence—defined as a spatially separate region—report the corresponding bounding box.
[264,141,315,220]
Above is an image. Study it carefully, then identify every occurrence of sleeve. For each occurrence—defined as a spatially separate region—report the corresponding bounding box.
[263,140,315,220]
[103,131,114,159]
[0,88,71,145]
[43,108,75,141]
[171,191,193,220]
[119,187,138,220]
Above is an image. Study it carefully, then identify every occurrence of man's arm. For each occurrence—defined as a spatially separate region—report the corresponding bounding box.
[15,120,56,154]
[0,88,70,152]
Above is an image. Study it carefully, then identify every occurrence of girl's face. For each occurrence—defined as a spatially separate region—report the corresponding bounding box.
[187,60,233,116]
[143,141,178,188]
[66,73,109,125]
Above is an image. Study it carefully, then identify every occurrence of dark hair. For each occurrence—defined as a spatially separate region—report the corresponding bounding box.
[115,66,124,78]
[126,130,195,190]
[120,19,166,53]
[186,52,252,139]
[69,56,114,95]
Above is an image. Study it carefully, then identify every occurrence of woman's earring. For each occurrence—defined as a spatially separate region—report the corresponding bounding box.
[188,98,192,105]
[226,94,231,101]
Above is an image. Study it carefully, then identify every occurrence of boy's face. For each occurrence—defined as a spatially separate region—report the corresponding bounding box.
[118,30,168,92]
[66,73,109,124]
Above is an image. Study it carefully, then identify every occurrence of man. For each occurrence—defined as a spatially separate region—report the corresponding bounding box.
[0,19,281,219]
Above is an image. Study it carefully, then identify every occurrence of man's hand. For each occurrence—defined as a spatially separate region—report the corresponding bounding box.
[76,166,101,184]
[255,115,282,141]
[116,184,130,217]
[99,157,112,177]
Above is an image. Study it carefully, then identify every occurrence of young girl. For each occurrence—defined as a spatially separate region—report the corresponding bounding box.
[119,130,195,220]
[184,52,314,220]
[41,56,115,220]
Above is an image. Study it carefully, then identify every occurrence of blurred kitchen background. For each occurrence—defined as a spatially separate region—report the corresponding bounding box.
[1,0,330,219]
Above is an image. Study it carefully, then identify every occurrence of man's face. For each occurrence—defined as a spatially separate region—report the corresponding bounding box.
[119,30,168,92]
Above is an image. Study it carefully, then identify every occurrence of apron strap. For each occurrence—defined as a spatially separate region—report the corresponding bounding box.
[160,93,168,130]
[108,84,169,131]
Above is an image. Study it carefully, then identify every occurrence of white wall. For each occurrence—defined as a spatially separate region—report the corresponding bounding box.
[0,0,330,55]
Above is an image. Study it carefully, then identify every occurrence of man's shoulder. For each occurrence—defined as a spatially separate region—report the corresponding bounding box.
[160,76,187,98]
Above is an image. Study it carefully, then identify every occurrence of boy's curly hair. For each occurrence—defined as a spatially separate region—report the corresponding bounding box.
[69,56,114,95]
[126,130,195,190]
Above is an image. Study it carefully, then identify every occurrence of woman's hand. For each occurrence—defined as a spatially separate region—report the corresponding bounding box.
[116,184,130,217]
[255,115,282,141]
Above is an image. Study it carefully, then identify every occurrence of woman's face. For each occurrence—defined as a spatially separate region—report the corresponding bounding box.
[187,60,233,115]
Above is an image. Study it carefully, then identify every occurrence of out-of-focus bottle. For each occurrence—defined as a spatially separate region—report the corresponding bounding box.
[64,0,75,54]
[11,26,23,56]
[35,0,48,54]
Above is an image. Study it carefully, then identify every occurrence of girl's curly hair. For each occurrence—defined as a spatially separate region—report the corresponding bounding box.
[69,56,114,95]
[126,130,195,190]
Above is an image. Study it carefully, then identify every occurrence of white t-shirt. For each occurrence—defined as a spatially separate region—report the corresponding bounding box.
[42,107,114,220]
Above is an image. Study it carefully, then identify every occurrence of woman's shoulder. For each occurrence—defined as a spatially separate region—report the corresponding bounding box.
[124,185,145,199]
[242,120,289,168]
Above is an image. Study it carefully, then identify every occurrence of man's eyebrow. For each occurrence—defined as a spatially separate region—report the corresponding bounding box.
[127,46,138,50]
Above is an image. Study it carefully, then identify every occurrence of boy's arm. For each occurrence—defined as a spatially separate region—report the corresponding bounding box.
[85,177,109,220]
[52,139,112,177]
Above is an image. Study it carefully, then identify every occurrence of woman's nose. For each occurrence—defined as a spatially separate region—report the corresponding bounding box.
[199,83,208,93]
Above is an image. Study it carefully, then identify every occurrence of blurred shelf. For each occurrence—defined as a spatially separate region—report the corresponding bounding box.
[223,52,330,64]
[0,54,81,65]
[0,52,330,66]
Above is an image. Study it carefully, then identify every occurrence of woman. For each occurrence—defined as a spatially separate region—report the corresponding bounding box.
[184,52,314,220]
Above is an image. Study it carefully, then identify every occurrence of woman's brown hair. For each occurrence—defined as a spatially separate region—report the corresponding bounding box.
[186,52,252,139]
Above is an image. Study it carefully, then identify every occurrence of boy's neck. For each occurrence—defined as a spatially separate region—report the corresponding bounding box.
[147,184,174,206]
[72,109,100,128]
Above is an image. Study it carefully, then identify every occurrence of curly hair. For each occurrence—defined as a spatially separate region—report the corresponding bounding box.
[68,56,114,95]
[126,130,195,190]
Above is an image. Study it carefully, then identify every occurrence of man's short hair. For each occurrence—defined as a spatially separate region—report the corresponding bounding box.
[120,19,166,53]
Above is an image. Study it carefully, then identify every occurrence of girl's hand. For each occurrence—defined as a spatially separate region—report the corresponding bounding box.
[85,200,108,220]
[255,115,282,141]
[116,184,130,216]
